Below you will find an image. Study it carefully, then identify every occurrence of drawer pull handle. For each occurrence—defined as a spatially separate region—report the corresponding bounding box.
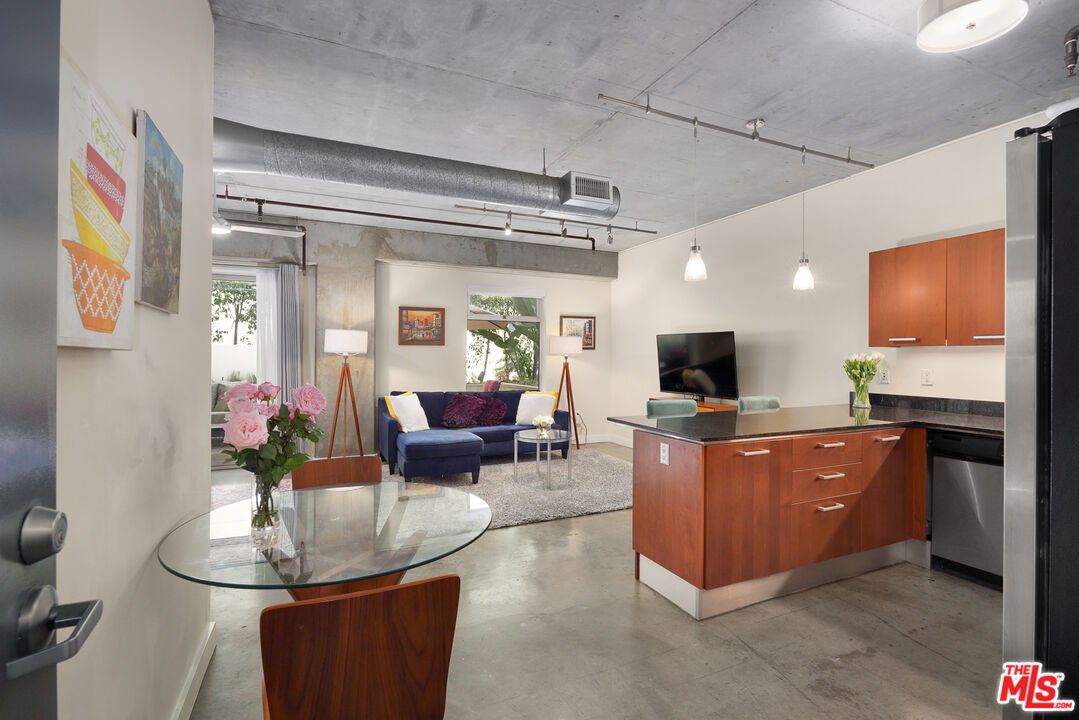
[973,334,1005,340]
[737,449,771,456]
[816,442,846,448]
[816,472,846,480]
[816,502,845,513]
[888,337,918,342]
[875,435,902,443]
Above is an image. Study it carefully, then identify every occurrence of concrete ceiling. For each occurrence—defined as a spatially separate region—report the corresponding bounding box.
[211,0,1078,251]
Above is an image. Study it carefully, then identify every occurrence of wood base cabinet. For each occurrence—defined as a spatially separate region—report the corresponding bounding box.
[791,492,861,567]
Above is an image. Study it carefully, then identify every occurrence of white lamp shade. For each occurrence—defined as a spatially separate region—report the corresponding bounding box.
[684,247,707,282]
[548,335,583,357]
[916,0,1028,53]
[324,329,368,355]
[793,258,815,290]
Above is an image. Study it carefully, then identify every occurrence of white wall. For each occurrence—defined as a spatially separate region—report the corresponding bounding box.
[375,262,615,441]
[57,1,214,718]
[608,115,1037,442]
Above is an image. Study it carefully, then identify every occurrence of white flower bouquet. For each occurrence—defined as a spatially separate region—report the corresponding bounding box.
[843,352,884,408]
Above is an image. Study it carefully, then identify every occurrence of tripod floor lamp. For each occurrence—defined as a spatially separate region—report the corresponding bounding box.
[324,329,368,458]
[549,335,583,449]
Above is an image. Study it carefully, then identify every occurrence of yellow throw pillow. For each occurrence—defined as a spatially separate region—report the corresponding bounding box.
[385,393,430,433]
[516,391,558,425]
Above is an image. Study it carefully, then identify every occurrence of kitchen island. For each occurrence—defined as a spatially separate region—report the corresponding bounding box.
[608,404,1002,619]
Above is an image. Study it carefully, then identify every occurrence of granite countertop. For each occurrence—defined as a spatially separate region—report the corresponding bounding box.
[607,404,1004,444]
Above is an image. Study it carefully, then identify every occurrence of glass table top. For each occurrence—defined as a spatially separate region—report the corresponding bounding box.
[157,482,492,590]
[515,428,571,443]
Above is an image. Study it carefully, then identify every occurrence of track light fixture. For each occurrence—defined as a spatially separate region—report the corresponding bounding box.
[607,225,614,245]
[504,211,513,235]
[684,119,707,282]
[792,147,815,291]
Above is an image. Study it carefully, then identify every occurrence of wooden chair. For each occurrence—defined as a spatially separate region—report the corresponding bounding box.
[291,454,383,490]
[287,454,403,601]
[260,575,461,720]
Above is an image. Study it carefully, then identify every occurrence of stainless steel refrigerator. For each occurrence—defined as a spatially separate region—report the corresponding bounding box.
[1005,101,1079,716]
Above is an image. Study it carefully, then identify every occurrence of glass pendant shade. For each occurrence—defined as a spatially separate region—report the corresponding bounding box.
[916,0,1028,53]
[684,245,707,282]
[793,256,815,290]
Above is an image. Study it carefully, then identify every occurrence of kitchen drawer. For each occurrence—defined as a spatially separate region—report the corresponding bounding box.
[791,492,861,567]
[791,463,862,504]
[792,433,863,470]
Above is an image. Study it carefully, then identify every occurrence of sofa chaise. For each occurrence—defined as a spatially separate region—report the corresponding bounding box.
[377,390,569,483]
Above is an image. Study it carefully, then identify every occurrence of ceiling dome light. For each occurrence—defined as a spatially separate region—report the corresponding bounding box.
[684,245,707,282]
[793,256,815,290]
[917,0,1028,53]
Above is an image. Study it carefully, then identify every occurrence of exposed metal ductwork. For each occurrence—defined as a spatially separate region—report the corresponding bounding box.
[213,118,621,220]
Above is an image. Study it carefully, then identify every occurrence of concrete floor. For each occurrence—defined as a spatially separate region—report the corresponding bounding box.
[191,444,1001,719]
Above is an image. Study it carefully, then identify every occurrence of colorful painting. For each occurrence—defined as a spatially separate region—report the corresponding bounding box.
[57,54,136,349]
[560,315,596,350]
[399,307,445,346]
[135,110,183,313]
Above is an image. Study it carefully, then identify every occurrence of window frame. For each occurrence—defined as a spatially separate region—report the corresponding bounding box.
[465,286,545,390]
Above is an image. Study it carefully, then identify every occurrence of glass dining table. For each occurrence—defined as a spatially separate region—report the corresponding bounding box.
[157,481,492,594]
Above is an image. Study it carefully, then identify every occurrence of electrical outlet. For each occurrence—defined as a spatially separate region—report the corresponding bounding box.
[920,368,934,386]
[878,368,891,384]
[659,443,669,466]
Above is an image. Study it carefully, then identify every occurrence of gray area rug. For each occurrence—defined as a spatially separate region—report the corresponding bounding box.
[381,448,633,529]
[210,449,633,529]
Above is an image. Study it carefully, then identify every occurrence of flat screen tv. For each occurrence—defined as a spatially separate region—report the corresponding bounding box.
[657,331,739,400]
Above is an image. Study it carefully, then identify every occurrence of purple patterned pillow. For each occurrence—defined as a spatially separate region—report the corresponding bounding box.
[442,393,486,428]
[478,396,507,426]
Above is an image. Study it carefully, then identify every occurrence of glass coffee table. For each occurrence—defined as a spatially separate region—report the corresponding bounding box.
[513,428,572,489]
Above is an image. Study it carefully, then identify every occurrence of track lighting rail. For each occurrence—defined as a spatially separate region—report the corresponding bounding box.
[597,93,876,170]
[452,204,656,235]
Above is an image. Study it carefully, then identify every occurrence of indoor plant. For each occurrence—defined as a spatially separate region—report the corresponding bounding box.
[843,352,884,409]
[221,381,327,548]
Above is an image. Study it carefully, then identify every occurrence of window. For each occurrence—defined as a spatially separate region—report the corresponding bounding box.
[466,291,542,390]
[211,267,257,383]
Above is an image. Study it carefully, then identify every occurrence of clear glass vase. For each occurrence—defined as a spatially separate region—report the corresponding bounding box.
[536,425,551,439]
[250,470,280,550]
[852,381,871,409]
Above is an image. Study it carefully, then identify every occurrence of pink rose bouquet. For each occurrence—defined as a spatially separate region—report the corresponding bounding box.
[221,381,327,486]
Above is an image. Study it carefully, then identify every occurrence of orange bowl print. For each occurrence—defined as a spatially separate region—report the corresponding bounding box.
[62,239,130,333]
[70,161,130,264]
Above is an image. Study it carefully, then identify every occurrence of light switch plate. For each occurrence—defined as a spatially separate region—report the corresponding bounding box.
[659,443,669,466]
[920,368,934,386]
[878,368,890,384]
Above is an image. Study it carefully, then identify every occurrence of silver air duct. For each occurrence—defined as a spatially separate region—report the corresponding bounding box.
[213,118,621,220]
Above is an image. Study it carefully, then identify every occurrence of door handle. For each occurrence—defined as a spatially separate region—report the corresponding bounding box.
[888,337,918,342]
[816,502,846,512]
[737,449,770,456]
[816,472,846,480]
[816,441,846,448]
[972,334,1005,340]
[6,585,102,680]
[875,435,902,443]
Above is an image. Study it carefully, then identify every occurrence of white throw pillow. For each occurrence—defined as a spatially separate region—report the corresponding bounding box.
[516,392,558,425]
[385,393,430,433]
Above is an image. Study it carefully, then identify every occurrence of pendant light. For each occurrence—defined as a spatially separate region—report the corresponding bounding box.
[792,147,815,291]
[916,0,1028,53]
[684,119,707,282]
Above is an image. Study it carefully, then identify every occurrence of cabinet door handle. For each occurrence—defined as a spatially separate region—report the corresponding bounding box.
[816,472,846,480]
[973,334,1005,340]
[816,502,845,513]
[888,337,918,342]
[737,449,771,456]
[816,441,846,448]
[875,435,902,443]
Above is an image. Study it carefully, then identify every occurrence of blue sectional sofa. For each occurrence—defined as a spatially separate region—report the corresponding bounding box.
[377,391,569,483]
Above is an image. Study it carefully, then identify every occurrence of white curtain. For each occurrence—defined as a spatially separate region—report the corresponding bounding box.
[255,268,279,389]
[277,264,302,400]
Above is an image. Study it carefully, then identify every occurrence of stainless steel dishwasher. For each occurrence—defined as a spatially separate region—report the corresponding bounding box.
[929,430,1005,582]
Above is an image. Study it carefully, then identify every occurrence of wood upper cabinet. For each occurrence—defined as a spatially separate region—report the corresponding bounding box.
[704,439,791,589]
[869,239,948,347]
[946,229,1005,345]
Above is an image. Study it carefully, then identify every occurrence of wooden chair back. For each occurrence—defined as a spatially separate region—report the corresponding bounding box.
[291,455,383,490]
[261,574,461,720]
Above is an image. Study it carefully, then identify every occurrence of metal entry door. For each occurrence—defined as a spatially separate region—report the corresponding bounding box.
[0,3,101,717]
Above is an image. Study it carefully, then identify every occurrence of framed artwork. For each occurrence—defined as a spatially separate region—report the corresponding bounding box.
[135,109,183,314]
[57,54,136,349]
[399,307,445,346]
[560,315,596,350]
